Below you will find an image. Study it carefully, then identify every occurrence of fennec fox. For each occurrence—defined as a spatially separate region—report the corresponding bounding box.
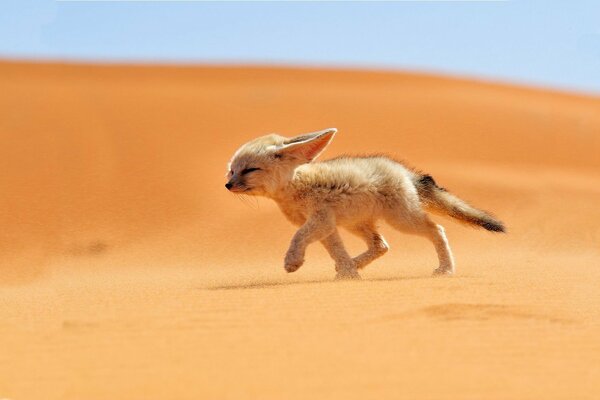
[226,128,504,279]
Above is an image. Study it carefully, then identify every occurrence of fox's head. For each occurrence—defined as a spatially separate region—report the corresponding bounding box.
[226,128,337,196]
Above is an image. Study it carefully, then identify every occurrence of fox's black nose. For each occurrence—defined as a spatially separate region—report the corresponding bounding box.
[225,182,233,190]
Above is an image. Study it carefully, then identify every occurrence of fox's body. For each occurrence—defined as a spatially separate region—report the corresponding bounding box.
[226,128,504,279]
[276,156,423,229]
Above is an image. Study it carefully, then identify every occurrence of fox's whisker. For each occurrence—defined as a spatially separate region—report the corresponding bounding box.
[235,193,252,208]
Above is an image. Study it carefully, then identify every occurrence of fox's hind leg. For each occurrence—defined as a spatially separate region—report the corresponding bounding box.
[425,221,455,276]
[320,231,360,280]
[386,211,455,276]
[348,223,389,270]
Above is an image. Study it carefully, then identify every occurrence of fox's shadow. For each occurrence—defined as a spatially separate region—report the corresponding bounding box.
[205,274,443,291]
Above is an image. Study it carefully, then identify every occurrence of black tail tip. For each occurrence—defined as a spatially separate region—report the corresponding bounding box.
[482,221,506,233]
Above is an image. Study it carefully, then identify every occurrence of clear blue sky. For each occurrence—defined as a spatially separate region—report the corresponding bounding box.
[2,0,600,94]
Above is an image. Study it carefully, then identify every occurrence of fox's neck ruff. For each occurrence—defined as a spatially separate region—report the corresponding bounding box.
[265,180,295,203]
[263,165,306,201]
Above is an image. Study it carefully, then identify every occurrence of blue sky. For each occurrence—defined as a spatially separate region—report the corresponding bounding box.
[2,0,600,94]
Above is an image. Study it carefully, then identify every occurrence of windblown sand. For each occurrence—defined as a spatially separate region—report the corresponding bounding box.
[1,61,599,399]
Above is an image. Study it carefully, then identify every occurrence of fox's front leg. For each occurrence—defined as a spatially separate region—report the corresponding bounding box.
[320,231,360,280]
[284,209,335,273]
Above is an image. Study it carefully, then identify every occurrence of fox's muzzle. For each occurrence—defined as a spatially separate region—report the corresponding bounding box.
[225,178,248,193]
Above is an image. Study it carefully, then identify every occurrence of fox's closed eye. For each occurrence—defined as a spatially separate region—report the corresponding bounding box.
[241,167,261,175]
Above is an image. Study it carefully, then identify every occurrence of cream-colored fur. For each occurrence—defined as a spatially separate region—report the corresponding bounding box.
[226,128,504,279]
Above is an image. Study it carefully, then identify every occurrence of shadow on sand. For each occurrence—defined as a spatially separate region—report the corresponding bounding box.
[204,274,442,291]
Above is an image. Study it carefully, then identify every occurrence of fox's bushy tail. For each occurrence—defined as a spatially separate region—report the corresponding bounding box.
[414,174,505,233]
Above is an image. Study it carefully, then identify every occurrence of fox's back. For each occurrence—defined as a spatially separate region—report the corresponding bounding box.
[285,156,421,226]
[294,155,416,193]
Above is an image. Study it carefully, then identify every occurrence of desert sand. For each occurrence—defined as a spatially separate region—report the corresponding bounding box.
[1,61,599,399]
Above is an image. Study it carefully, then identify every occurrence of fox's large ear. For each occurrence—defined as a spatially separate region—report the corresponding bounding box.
[276,128,337,162]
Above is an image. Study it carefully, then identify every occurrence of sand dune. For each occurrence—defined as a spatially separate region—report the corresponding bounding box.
[1,61,600,399]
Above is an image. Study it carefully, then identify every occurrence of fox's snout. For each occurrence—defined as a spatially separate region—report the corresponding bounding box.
[225,180,240,192]
[225,178,247,193]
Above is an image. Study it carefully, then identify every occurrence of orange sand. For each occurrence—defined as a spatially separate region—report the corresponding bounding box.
[1,61,600,399]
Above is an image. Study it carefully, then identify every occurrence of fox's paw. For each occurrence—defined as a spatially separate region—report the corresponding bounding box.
[335,268,361,281]
[432,267,454,277]
[284,253,304,273]
[284,262,303,273]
